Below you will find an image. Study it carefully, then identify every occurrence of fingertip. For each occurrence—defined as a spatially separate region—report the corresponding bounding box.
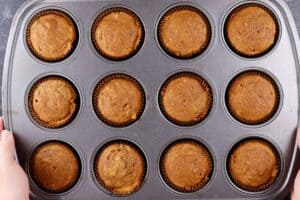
[1,130,13,141]
[1,130,15,148]
[0,117,4,131]
[297,128,300,149]
[0,130,15,164]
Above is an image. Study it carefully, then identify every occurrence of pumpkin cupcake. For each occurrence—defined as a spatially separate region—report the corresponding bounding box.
[225,3,279,57]
[27,10,78,62]
[160,139,213,192]
[159,72,212,126]
[94,141,146,195]
[228,138,280,192]
[91,7,144,60]
[30,141,81,193]
[28,76,79,129]
[226,71,279,125]
[158,5,211,59]
[93,74,145,127]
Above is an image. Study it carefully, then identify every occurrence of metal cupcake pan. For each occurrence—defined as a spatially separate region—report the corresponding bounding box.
[2,0,300,199]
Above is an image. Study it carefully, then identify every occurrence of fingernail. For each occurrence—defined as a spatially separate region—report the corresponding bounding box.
[1,131,11,140]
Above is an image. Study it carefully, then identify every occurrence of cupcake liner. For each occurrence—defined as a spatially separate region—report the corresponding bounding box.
[160,139,214,193]
[227,138,281,192]
[93,140,147,196]
[91,7,145,61]
[29,141,81,194]
[26,9,78,62]
[225,70,280,125]
[224,3,280,58]
[157,5,211,59]
[159,72,213,126]
[28,76,80,129]
[92,73,146,127]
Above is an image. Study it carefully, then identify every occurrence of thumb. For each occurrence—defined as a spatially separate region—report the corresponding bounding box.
[292,129,300,200]
[0,131,16,165]
[292,170,300,200]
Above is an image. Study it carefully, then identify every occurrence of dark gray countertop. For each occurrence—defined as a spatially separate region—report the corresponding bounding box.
[0,0,299,111]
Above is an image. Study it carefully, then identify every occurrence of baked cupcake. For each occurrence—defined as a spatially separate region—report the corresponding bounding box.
[30,141,81,193]
[91,7,144,60]
[226,71,279,125]
[94,141,146,195]
[228,138,280,192]
[158,5,211,59]
[27,10,78,62]
[225,3,279,57]
[28,76,79,129]
[159,72,212,126]
[93,74,145,127]
[160,139,213,192]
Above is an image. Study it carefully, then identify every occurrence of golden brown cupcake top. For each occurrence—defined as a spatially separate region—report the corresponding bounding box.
[29,76,78,128]
[94,74,144,127]
[228,139,279,191]
[30,142,80,193]
[158,6,210,58]
[27,10,77,62]
[92,8,144,60]
[95,142,146,195]
[161,140,213,192]
[160,73,212,125]
[227,71,279,125]
[225,4,278,57]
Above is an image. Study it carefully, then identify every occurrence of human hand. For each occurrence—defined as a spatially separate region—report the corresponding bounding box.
[0,117,29,200]
[292,128,300,200]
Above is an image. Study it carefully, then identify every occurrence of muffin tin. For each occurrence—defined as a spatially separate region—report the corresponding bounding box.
[2,0,300,199]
